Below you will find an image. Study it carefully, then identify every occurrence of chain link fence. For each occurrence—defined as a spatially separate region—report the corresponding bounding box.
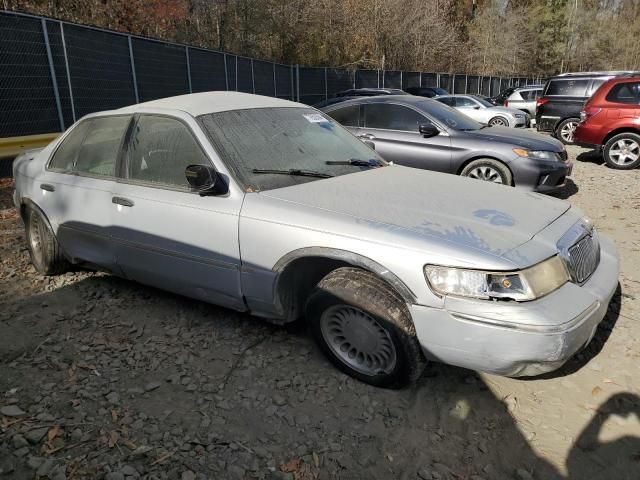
[1,9,543,141]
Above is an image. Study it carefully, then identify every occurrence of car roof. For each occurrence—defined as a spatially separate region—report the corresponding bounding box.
[116,91,305,117]
[551,71,640,79]
[319,94,434,110]
[336,88,404,95]
[602,75,640,84]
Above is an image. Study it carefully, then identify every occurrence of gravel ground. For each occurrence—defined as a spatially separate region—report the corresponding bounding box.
[1,145,639,480]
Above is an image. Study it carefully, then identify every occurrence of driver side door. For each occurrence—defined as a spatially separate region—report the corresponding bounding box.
[110,114,245,310]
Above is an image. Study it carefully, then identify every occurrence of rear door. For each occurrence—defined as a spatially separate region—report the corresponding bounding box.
[110,113,244,310]
[604,81,640,119]
[357,102,452,172]
[45,115,132,271]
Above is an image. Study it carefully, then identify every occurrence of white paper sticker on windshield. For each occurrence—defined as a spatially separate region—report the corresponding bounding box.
[303,113,329,123]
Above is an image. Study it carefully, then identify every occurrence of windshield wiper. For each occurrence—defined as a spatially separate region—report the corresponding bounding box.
[252,168,333,178]
[325,158,383,167]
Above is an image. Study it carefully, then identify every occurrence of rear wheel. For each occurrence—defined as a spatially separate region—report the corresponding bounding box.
[460,158,513,186]
[306,267,425,388]
[603,133,640,170]
[25,206,69,275]
[556,118,580,145]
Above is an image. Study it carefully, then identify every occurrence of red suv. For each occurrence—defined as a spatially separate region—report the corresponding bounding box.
[574,76,640,169]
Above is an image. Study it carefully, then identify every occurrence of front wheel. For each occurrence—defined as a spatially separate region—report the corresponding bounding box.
[556,118,580,145]
[460,158,513,186]
[306,267,425,388]
[488,116,509,127]
[603,133,640,170]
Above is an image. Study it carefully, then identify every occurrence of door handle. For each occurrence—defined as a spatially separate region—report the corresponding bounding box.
[40,183,55,192]
[112,196,134,207]
[358,134,376,140]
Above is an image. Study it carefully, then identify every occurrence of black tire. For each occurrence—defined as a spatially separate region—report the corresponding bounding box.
[24,206,69,275]
[460,158,513,186]
[555,118,580,145]
[488,116,509,127]
[305,267,426,388]
[603,132,640,170]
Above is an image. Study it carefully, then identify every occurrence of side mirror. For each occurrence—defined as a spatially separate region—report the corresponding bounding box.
[473,106,481,110]
[419,123,439,138]
[185,164,227,196]
[363,140,376,150]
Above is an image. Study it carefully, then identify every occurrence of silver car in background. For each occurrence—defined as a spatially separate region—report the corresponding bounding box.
[505,87,543,119]
[13,92,619,388]
[436,94,529,127]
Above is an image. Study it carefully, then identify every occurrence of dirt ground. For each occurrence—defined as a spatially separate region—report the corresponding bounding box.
[1,144,639,480]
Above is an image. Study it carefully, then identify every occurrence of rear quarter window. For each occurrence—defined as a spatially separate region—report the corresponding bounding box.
[545,79,590,97]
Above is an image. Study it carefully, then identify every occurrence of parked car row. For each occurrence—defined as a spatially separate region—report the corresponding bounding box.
[12,90,620,390]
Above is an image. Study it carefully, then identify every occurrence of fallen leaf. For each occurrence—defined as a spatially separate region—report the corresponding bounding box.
[281,458,301,473]
[108,430,119,448]
[47,426,60,443]
[151,450,176,465]
[591,386,602,396]
[312,451,320,468]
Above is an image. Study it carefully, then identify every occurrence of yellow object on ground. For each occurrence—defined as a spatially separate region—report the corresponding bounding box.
[0,133,60,159]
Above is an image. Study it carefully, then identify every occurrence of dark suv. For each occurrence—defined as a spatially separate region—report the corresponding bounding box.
[536,71,640,145]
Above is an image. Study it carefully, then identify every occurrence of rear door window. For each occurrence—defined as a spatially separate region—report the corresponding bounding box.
[49,121,90,171]
[545,79,590,96]
[605,82,640,104]
[437,97,456,107]
[587,78,609,96]
[455,97,477,107]
[326,105,360,127]
[364,103,426,132]
[74,116,131,177]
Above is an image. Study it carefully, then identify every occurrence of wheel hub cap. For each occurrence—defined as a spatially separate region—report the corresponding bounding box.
[610,139,639,165]
[28,214,43,263]
[320,305,397,376]
[561,122,577,142]
[467,166,504,183]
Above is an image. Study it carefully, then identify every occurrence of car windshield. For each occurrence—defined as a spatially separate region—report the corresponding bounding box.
[418,100,483,131]
[471,95,495,107]
[432,88,448,95]
[198,107,387,192]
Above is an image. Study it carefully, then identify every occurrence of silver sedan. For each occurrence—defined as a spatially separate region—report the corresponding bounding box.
[13,92,618,388]
[436,94,529,127]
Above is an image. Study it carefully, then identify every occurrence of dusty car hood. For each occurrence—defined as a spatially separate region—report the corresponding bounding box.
[462,126,565,152]
[258,166,571,264]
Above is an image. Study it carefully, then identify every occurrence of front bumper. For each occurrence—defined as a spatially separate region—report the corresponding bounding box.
[409,235,619,377]
[511,157,573,193]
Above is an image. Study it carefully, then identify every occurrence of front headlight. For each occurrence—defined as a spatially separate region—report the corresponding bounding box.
[513,148,559,161]
[424,256,570,301]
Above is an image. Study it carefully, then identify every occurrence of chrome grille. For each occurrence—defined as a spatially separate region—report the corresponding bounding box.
[567,231,600,283]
